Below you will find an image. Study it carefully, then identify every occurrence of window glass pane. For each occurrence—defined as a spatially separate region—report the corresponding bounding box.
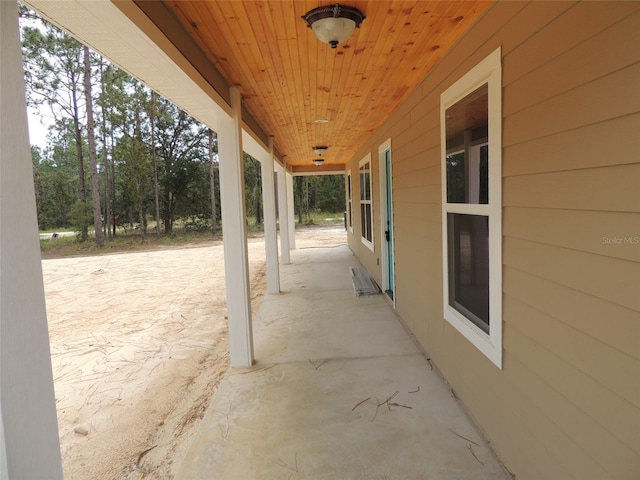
[360,162,371,201]
[359,160,373,245]
[447,213,489,332]
[445,84,488,204]
[361,203,367,240]
[360,203,372,242]
[365,172,370,200]
[479,145,488,204]
[446,151,466,203]
[365,203,372,241]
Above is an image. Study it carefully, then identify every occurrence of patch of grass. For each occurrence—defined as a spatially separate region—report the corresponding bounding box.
[245,216,265,232]
[40,228,223,259]
[39,228,74,234]
[40,211,345,259]
[295,211,345,228]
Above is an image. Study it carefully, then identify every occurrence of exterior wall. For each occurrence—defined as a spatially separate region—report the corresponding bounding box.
[348,155,381,282]
[345,2,640,479]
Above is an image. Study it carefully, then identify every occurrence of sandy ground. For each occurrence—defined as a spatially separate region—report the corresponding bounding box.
[42,224,346,479]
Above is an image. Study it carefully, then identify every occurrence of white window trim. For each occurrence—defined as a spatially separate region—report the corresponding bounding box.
[359,153,374,251]
[347,169,353,233]
[440,47,503,369]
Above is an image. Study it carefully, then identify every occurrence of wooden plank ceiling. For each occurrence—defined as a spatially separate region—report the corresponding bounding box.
[161,1,491,172]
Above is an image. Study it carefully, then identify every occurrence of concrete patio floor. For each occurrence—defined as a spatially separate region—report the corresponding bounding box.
[176,244,509,479]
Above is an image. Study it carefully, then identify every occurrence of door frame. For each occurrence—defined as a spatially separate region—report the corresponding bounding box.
[378,138,395,307]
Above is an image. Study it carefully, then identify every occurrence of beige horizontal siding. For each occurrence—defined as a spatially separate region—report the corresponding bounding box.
[502,339,621,480]
[396,132,440,165]
[503,113,640,177]
[503,266,640,361]
[504,236,639,311]
[344,2,640,479]
[393,184,440,205]
[504,207,640,262]
[444,325,581,479]
[504,164,640,213]
[392,145,439,176]
[504,294,640,452]
[504,1,638,83]
[394,113,432,148]
[393,166,439,190]
[393,211,437,238]
[504,11,640,116]
[393,203,440,228]
[505,325,639,479]
[393,217,440,336]
[504,63,640,147]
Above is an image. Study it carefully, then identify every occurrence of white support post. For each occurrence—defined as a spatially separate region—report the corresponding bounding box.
[217,87,253,367]
[286,171,296,249]
[0,2,63,478]
[261,138,280,294]
[277,168,291,264]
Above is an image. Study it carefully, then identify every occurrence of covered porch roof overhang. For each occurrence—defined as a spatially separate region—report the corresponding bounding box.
[24,0,288,171]
[25,0,490,175]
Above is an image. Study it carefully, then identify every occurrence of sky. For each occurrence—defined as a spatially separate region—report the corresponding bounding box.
[20,14,54,150]
[27,105,53,149]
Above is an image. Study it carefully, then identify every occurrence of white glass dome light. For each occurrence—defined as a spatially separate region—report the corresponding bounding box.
[312,147,327,166]
[302,4,366,49]
[311,16,355,48]
[312,146,328,156]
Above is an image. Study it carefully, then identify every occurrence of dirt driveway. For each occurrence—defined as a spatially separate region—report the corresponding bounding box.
[42,225,346,479]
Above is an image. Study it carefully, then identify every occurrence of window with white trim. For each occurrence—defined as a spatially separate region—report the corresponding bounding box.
[347,170,353,232]
[441,47,502,368]
[359,155,373,250]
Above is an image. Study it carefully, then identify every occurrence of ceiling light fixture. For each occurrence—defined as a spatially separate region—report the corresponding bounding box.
[312,145,328,156]
[314,118,329,124]
[313,158,325,166]
[302,4,366,49]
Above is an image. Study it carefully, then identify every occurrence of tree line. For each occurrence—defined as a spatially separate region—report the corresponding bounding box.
[21,9,345,246]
